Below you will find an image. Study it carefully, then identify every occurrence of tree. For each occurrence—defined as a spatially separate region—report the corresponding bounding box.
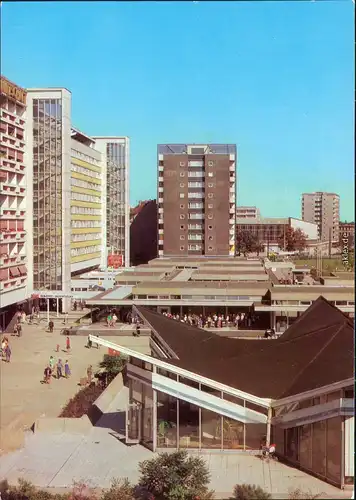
[137,450,214,500]
[98,354,127,385]
[278,227,307,252]
[236,231,263,257]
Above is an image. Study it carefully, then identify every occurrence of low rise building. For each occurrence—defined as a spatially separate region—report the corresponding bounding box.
[89,296,354,489]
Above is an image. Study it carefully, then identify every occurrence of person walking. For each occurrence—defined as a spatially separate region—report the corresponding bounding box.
[5,344,11,363]
[49,355,55,371]
[48,320,54,333]
[87,334,92,349]
[66,336,71,352]
[87,364,93,385]
[56,359,63,379]
[64,360,71,378]
[44,365,52,384]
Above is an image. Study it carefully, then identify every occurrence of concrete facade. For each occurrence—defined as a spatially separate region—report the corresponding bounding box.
[158,144,236,257]
[302,192,340,242]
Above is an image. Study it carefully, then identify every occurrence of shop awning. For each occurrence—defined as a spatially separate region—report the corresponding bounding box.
[18,265,27,275]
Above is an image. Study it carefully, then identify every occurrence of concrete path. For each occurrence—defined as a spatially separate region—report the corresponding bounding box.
[0,321,150,455]
[0,384,349,499]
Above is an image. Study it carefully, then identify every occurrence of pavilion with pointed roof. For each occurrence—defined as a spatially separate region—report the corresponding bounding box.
[90,296,354,489]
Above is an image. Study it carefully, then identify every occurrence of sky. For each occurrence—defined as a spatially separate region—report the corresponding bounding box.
[1,1,354,220]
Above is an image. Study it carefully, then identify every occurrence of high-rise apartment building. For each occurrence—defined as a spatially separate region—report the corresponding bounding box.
[26,88,72,299]
[0,77,28,313]
[302,192,340,242]
[70,128,104,273]
[93,137,130,267]
[157,144,236,257]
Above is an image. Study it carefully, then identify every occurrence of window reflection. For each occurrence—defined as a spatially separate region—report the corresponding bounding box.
[312,420,326,476]
[245,423,266,450]
[178,400,200,448]
[157,391,177,448]
[222,416,244,450]
[299,424,312,470]
[326,416,341,483]
[201,408,221,449]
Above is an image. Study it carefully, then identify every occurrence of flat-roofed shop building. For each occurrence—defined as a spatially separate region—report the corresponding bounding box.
[85,258,354,328]
[158,144,236,257]
[89,296,354,489]
[236,216,318,253]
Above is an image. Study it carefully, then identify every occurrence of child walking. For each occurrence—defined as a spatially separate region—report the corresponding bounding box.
[64,360,71,378]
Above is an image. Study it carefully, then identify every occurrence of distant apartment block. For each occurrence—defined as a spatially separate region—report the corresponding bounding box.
[158,144,237,257]
[302,192,340,242]
[236,206,260,219]
[0,76,28,310]
[93,137,130,268]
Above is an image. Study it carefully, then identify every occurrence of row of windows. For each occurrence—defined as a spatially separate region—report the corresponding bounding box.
[71,245,101,257]
[179,213,217,220]
[71,177,101,192]
[177,171,215,178]
[71,220,102,228]
[71,149,101,167]
[188,224,203,230]
[188,202,204,209]
[71,232,101,242]
[178,203,214,210]
[71,192,101,203]
[71,164,101,180]
[273,299,354,307]
[71,207,101,215]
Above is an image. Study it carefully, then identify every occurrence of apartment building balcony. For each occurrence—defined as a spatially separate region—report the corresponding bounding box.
[158,187,164,193]
[229,207,235,214]
[0,207,25,219]
[0,277,26,292]
[229,164,235,172]
[0,231,26,243]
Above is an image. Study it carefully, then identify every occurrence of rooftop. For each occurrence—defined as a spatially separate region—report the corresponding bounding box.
[136,297,353,400]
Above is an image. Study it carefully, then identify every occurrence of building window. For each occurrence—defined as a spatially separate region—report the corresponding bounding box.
[208,246,213,251]
[180,172,185,177]
[208,204,213,209]
[180,246,185,251]
[208,183,214,188]
[180,214,185,219]
[208,225,213,230]
[180,162,185,167]
[208,236,213,241]
[180,225,185,230]
[208,161,214,167]
[208,193,214,199]
[180,204,185,209]
[180,183,185,188]
[180,193,185,198]
[180,235,185,240]
[208,214,213,219]
[208,172,214,177]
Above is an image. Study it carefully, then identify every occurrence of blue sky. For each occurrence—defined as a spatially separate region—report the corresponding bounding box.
[1,1,354,219]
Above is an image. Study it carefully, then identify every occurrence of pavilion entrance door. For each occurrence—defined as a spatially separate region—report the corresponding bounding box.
[126,402,142,444]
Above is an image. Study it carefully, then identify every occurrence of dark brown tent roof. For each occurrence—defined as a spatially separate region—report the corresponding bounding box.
[136,296,354,400]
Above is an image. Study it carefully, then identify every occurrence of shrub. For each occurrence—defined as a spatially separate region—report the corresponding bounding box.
[233,484,271,500]
[137,450,214,500]
[101,479,134,500]
[288,488,321,500]
[59,383,104,418]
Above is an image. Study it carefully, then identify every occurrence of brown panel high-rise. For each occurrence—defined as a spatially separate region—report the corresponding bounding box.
[157,144,237,257]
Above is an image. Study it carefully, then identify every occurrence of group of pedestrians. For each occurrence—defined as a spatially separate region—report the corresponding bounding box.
[43,356,71,383]
[161,311,258,329]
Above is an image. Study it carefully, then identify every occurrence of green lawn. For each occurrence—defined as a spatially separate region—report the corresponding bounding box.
[292,255,354,272]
